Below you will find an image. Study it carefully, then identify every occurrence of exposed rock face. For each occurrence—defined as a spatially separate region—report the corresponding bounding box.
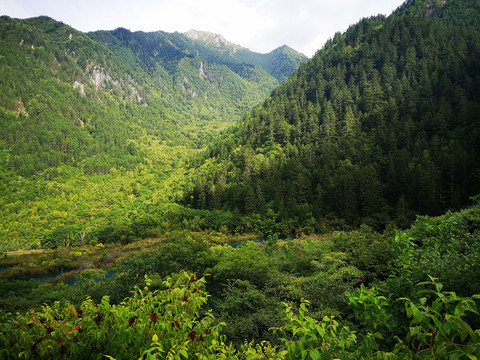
[83,62,143,102]
[73,81,86,95]
[184,29,242,54]
[14,99,28,117]
[199,62,206,79]
[425,0,447,17]
[89,65,111,89]
[184,29,229,46]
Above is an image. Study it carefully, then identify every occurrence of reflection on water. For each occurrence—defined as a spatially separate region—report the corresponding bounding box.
[227,237,265,248]
[5,237,292,285]
[19,271,63,283]
[13,268,117,285]
[0,265,13,273]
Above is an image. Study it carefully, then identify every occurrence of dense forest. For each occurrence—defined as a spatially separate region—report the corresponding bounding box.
[185,0,480,232]
[1,0,480,358]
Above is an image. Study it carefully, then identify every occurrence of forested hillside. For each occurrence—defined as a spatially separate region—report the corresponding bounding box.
[0,16,306,250]
[185,0,480,232]
[1,0,480,358]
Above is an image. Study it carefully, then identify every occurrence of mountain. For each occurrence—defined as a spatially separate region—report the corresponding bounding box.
[0,15,306,250]
[183,29,308,82]
[0,16,307,176]
[184,0,480,232]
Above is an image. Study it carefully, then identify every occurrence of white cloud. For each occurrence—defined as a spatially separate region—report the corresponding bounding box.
[1,0,405,57]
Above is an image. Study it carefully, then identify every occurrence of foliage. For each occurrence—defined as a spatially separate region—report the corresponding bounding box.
[396,276,480,359]
[2,197,480,359]
[0,271,233,360]
[387,204,480,298]
[2,268,480,360]
[2,1,480,357]
[345,284,390,333]
[0,234,374,344]
[274,276,480,360]
[275,299,358,359]
[332,227,392,283]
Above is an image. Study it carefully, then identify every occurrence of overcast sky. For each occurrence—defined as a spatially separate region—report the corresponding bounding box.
[2,0,405,57]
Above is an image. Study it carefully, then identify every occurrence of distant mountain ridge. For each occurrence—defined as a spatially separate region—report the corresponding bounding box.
[182,29,307,82]
[93,27,307,82]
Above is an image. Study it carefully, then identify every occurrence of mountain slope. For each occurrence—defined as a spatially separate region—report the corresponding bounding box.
[0,16,307,176]
[185,0,480,232]
[0,15,306,250]
[183,29,308,82]
[0,15,153,176]
[89,27,308,125]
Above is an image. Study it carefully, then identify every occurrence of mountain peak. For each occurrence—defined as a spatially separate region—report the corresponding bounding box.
[270,45,305,57]
[184,29,221,41]
[184,29,243,51]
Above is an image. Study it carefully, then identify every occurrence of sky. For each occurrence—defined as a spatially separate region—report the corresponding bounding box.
[2,0,405,57]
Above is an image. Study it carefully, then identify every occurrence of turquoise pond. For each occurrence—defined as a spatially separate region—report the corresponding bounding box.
[3,237,289,284]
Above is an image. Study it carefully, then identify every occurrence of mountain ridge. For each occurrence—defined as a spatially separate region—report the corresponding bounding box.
[98,26,308,82]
